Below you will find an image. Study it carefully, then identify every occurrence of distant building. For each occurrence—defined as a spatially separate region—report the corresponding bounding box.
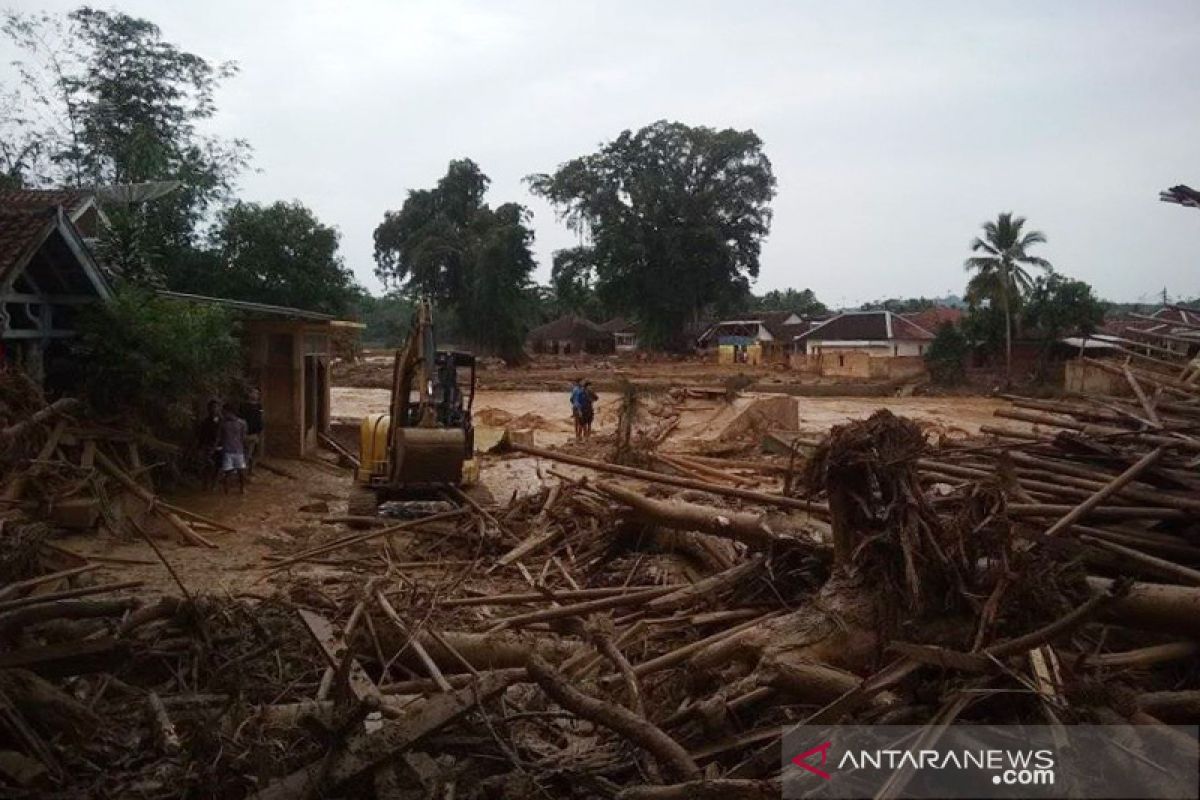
[526,314,615,355]
[159,292,363,458]
[903,306,964,334]
[696,311,814,364]
[793,310,933,378]
[599,317,638,352]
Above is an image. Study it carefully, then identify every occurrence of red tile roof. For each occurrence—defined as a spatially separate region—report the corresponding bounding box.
[0,189,93,216]
[903,306,963,333]
[0,208,56,277]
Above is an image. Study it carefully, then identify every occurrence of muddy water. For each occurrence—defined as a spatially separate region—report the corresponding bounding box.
[332,387,1017,441]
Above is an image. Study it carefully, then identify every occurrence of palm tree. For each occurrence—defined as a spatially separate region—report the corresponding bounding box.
[964,212,1052,384]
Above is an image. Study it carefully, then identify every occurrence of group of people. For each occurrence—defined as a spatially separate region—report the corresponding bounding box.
[196,388,264,493]
[570,378,597,442]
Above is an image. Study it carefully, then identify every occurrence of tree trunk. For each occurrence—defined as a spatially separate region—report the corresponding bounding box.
[1002,261,1013,387]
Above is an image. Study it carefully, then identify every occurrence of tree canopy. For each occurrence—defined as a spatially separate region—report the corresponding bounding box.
[528,121,776,349]
[373,159,536,362]
[1023,271,1106,342]
[1,7,250,276]
[165,201,361,315]
[747,288,828,316]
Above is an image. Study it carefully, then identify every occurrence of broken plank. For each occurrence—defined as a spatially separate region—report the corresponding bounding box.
[248,671,517,799]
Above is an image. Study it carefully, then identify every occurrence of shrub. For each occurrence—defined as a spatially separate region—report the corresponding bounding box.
[925,322,969,386]
[73,288,241,435]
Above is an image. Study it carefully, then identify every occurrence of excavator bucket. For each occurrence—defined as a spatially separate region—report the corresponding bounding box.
[390,427,466,486]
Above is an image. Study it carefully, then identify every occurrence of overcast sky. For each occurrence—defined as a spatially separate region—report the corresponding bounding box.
[6,0,1200,305]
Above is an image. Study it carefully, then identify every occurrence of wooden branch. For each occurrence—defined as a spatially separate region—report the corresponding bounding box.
[505,441,828,514]
[527,654,700,783]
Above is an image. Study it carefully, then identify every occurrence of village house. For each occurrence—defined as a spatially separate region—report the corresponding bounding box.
[696,311,812,365]
[526,314,615,355]
[793,310,933,378]
[599,317,639,352]
[0,188,363,459]
[0,190,113,390]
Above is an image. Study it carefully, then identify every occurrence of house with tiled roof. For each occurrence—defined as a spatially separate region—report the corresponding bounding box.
[526,315,614,355]
[599,317,639,352]
[792,310,934,378]
[696,310,820,364]
[0,190,113,386]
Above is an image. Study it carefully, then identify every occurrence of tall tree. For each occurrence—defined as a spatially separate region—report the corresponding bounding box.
[373,159,536,362]
[2,7,250,275]
[171,200,361,315]
[963,212,1052,384]
[528,121,776,349]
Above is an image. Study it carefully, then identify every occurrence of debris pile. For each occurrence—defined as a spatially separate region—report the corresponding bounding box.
[3,360,1199,797]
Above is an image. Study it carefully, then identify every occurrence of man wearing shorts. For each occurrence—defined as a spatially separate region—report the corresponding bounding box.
[239,387,264,473]
[218,403,249,493]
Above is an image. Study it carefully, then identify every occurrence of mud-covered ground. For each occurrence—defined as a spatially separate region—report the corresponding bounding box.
[59,386,1024,600]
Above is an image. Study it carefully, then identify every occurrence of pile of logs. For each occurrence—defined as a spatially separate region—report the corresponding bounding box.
[4,337,1200,798]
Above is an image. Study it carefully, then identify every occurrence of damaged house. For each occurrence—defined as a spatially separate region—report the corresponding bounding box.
[793,309,933,378]
[0,190,112,391]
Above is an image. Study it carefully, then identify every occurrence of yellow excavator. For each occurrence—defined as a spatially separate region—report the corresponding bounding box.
[350,299,477,516]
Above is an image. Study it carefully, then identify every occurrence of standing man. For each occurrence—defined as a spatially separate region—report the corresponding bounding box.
[570,378,585,442]
[218,403,249,494]
[197,399,222,490]
[579,380,598,440]
[239,387,264,474]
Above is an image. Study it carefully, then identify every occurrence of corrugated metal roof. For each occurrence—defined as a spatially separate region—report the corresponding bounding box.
[795,310,935,343]
[157,290,336,321]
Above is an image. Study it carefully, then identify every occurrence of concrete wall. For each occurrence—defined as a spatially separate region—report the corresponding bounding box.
[243,321,332,458]
[868,356,927,380]
[717,342,763,365]
[1064,360,1131,396]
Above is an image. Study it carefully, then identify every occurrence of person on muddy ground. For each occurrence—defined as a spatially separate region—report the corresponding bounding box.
[197,399,223,490]
[218,403,249,494]
[570,377,586,442]
[239,387,264,474]
[579,380,597,441]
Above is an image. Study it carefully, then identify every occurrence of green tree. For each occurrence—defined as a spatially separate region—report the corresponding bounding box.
[924,322,970,386]
[527,121,776,349]
[549,246,606,320]
[964,212,1052,385]
[750,288,828,316]
[2,7,250,276]
[73,287,240,435]
[169,200,360,315]
[373,159,536,362]
[860,297,937,313]
[1023,271,1106,377]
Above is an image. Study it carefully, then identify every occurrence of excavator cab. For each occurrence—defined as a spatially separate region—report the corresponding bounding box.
[352,301,477,515]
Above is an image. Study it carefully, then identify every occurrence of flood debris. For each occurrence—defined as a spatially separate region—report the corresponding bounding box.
[2,364,1199,798]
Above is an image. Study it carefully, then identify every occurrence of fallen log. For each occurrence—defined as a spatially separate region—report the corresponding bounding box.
[94,450,215,548]
[1087,576,1200,637]
[527,654,701,783]
[1043,447,1168,538]
[0,579,143,613]
[0,397,80,447]
[0,597,139,633]
[505,441,828,514]
[264,508,469,571]
[595,481,784,551]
